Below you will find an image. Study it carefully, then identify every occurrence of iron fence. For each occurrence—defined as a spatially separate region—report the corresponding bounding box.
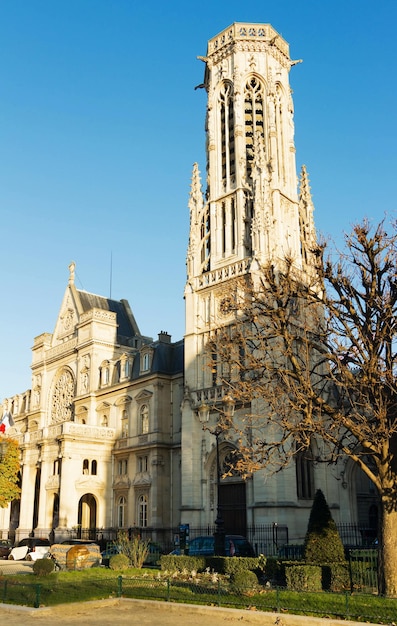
[72,522,378,557]
[0,575,395,623]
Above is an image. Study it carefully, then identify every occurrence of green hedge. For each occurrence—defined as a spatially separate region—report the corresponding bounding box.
[286,564,322,592]
[160,554,259,575]
[160,555,206,572]
[284,562,352,592]
[205,556,259,575]
[322,563,350,591]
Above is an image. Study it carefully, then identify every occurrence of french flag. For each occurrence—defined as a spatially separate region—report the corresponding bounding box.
[0,411,14,433]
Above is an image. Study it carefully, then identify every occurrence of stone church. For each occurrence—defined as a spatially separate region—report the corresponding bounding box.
[0,23,378,551]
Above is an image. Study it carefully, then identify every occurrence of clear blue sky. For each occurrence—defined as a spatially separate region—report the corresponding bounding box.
[1,0,396,400]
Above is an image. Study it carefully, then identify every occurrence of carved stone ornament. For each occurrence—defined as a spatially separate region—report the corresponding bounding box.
[51,370,75,424]
[219,296,234,316]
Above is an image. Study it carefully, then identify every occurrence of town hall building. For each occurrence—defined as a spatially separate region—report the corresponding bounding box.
[0,23,378,552]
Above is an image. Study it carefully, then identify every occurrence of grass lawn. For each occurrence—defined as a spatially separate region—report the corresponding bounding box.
[0,565,396,624]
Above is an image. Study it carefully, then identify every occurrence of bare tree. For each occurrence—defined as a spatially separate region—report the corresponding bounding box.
[207,220,397,596]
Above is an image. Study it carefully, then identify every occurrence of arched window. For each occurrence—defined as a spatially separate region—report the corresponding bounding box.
[244,77,265,181]
[118,496,126,528]
[142,353,150,372]
[231,197,236,252]
[91,460,97,476]
[121,409,128,437]
[200,208,210,273]
[100,361,110,387]
[140,405,149,434]
[222,202,226,254]
[83,459,89,475]
[296,449,314,500]
[138,494,148,527]
[219,82,235,187]
[275,86,286,184]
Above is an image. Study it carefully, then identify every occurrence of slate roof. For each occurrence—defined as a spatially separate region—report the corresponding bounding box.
[77,290,141,346]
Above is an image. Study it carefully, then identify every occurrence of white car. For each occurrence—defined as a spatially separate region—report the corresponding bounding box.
[8,537,50,561]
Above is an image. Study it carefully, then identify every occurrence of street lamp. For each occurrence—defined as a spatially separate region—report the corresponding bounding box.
[198,395,235,556]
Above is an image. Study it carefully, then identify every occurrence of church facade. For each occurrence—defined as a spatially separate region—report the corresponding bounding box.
[0,23,378,551]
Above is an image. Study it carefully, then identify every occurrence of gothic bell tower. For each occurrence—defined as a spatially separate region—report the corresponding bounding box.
[182,23,316,527]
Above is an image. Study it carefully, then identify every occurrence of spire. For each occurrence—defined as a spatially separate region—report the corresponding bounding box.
[188,163,204,223]
[68,261,76,285]
[186,163,205,280]
[298,165,317,263]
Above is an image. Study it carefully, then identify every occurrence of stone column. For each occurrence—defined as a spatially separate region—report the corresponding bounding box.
[17,447,38,539]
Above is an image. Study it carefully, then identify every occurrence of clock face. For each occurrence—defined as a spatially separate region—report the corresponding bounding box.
[219,296,233,316]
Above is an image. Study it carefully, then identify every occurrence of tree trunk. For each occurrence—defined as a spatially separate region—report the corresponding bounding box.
[379,502,397,596]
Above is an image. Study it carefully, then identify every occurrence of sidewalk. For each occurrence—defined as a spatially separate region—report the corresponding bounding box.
[0,598,378,626]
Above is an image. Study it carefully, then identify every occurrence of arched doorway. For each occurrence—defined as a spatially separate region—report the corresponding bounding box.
[78,493,97,539]
[52,493,59,529]
[210,443,247,536]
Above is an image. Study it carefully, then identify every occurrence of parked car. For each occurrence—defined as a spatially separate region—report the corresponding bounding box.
[0,539,12,559]
[8,537,51,561]
[101,544,120,567]
[172,534,255,557]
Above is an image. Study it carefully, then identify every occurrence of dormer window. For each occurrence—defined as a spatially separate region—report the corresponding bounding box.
[141,352,151,373]
[119,353,131,382]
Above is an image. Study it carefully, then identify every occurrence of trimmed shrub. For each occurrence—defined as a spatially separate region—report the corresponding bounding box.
[161,554,259,575]
[286,564,322,591]
[322,563,350,591]
[231,569,258,594]
[264,556,282,583]
[32,557,55,576]
[109,553,130,570]
[304,489,345,563]
[160,555,206,572]
[206,556,258,576]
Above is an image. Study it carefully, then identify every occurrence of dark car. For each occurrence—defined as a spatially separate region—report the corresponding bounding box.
[0,539,12,559]
[173,534,255,557]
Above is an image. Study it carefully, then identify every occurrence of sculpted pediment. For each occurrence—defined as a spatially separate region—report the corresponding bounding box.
[75,476,105,491]
[53,292,80,345]
[132,472,151,486]
[134,390,153,402]
[115,395,132,407]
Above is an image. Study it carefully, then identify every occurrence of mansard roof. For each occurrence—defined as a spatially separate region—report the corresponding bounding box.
[76,289,141,345]
[151,339,184,375]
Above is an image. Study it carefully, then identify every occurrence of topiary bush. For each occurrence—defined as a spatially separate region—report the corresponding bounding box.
[286,564,322,591]
[303,489,345,564]
[230,569,258,594]
[109,553,130,570]
[32,557,55,576]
